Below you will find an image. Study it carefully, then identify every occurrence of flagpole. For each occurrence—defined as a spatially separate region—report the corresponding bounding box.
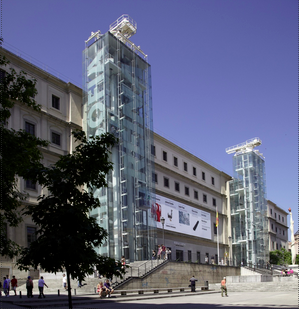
[217,206,220,264]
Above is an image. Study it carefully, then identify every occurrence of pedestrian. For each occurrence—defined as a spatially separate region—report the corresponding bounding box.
[205,255,209,264]
[6,275,11,296]
[96,281,107,298]
[3,277,9,297]
[121,256,126,269]
[221,277,228,297]
[26,276,34,298]
[189,275,198,292]
[11,276,18,296]
[161,244,166,260]
[104,279,114,298]
[152,250,156,260]
[166,247,171,260]
[38,276,48,298]
[157,245,162,259]
[62,274,67,290]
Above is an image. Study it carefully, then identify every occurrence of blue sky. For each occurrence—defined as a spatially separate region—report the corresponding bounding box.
[3,0,297,239]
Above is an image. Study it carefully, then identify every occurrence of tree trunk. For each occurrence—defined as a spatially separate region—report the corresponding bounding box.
[66,268,73,309]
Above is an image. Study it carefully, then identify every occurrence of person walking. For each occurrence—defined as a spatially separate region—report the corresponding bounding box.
[6,275,11,296]
[26,276,34,298]
[38,276,48,298]
[11,276,18,296]
[221,277,228,297]
[3,277,9,297]
[189,275,198,292]
[62,274,67,290]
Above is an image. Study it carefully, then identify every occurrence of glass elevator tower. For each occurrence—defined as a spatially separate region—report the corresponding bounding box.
[83,15,156,262]
[226,138,269,267]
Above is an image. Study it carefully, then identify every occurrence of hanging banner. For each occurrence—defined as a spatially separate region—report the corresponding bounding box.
[151,194,211,240]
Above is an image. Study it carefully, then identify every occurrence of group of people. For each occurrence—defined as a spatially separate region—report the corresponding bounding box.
[2,275,17,297]
[281,268,294,276]
[2,275,48,299]
[96,279,114,298]
[152,245,171,260]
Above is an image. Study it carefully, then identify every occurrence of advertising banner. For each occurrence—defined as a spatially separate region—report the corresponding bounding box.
[151,194,211,240]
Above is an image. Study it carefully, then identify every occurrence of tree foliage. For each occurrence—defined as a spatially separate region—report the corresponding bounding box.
[270,248,299,265]
[16,130,125,307]
[0,54,48,257]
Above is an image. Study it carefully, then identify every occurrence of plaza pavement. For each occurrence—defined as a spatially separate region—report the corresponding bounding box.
[0,281,298,309]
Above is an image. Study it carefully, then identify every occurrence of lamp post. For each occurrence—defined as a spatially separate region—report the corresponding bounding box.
[161,217,165,246]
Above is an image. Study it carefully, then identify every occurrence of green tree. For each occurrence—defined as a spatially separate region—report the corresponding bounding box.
[17,130,125,308]
[0,54,48,257]
[269,248,299,265]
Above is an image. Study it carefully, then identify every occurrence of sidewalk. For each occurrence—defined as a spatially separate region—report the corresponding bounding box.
[1,290,297,309]
[1,289,217,308]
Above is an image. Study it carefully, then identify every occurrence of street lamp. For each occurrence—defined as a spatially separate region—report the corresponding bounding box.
[161,217,165,246]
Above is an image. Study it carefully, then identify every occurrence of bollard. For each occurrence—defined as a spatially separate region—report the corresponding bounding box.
[19,291,22,298]
[58,289,60,296]
[205,281,209,289]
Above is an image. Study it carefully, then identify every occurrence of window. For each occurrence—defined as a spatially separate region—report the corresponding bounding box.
[152,173,157,183]
[25,121,35,136]
[164,177,169,188]
[275,213,277,219]
[213,198,216,206]
[151,145,156,156]
[193,167,197,176]
[275,227,277,233]
[51,131,61,146]
[27,226,37,247]
[184,162,188,172]
[52,95,60,110]
[271,223,273,230]
[211,177,215,185]
[283,230,285,236]
[214,223,217,235]
[188,250,192,262]
[163,151,167,162]
[194,190,198,200]
[270,209,272,215]
[25,179,36,190]
[282,217,284,222]
[278,215,280,221]
[276,243,278,250]
[202,172,205,181]
[175,182,180,192]
[185,186,189,196]
[203,194,207,203]
[173,156,178,167]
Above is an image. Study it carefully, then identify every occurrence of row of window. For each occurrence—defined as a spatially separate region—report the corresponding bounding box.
[270,208,284,222]
[271,223,286,236]
[270,209,285,223]
[152,147,215,185]
[25,121,61,146]
[272,241,286,251]
[153,173,216,206]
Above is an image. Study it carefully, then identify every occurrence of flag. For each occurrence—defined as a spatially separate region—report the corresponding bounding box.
[216,211,219,227]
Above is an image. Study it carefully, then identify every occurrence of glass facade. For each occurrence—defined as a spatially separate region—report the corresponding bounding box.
[229,151,269,266]
[83,29,156,262]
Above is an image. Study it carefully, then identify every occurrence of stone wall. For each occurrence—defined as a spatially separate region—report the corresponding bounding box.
[119,262,240,289]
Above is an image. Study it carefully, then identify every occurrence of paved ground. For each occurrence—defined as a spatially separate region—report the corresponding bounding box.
[0,290,297,309]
